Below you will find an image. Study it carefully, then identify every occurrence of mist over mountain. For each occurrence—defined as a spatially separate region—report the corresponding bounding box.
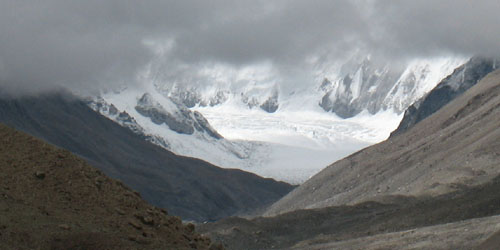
[1,1,499,96]
[200,69,500,250]
[1,1,500,249]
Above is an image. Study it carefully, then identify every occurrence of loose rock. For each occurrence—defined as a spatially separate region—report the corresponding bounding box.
[34,171,46,179]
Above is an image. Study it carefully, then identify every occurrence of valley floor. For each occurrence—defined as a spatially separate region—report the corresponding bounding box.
[200,174,500,249]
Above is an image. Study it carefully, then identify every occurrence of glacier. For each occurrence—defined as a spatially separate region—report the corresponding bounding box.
[87,56,467,184]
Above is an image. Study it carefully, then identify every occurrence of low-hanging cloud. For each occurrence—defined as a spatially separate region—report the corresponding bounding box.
[372,0,500,59]
[0,0,498,95]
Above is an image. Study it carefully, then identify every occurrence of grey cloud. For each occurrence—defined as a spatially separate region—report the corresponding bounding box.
[371,0,500,59]
[0,0,498,95]
[0,0,225,95]
[172,0,368,65]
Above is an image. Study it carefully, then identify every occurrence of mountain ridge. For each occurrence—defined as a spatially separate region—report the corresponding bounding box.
[265,68,500,216]
[0,91,294,222]
[392,56,498,136]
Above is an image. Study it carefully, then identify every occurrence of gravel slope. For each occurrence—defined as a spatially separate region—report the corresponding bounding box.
[266,69,500,216]
[0,124,222,250]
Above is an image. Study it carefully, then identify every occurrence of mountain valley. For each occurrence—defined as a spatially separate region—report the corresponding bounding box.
[0,92,294,222]
[88,56,467,184]
[200,68,500,249]
[2,1,500,249]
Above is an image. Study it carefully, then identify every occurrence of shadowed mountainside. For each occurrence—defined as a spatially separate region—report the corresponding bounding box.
[0,92,294,222]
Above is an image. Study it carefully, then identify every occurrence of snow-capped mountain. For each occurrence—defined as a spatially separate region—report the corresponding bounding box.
[318,57,466,118]
[392,56,499,136]
[87,55,470,184]
[87,87,266,171]
[153,56,466,119]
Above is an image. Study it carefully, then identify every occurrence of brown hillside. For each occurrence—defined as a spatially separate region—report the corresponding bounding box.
[266,69,500,216]
[0,124,221,250]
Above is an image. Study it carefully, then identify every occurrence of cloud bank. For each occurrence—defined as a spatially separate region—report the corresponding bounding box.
[0,0,498,95]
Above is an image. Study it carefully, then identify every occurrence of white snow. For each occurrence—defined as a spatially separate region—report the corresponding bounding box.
[384,57,466,112]
[95,85,402,184]
[91,55,469,185]
[350,67,363,102]
[193,104,402,184]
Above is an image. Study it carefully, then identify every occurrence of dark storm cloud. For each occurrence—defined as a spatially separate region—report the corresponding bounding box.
[0,0,225,94]
[0,0,498,95]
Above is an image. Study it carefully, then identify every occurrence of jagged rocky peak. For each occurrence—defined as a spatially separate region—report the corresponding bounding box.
[166,84,203,108]
[86,96,171,149]
[156,83,230,108]
[156,80,281,113]
[240,85,280,113]
[318,56,466,118]
[135,93,222,139]
[392,56,498,136]
[260,90,279,113]
[87,96,118,116]
[205,90,230,107]
[319,57,401,118]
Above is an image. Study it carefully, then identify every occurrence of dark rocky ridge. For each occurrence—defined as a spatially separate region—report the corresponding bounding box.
[0,123,220,250]
[87,96,172,149]
[391,56,498,136]
[0,92,294,222]
[135,93,223,139]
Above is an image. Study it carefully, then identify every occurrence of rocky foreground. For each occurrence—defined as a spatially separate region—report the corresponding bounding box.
[0,124,222,250]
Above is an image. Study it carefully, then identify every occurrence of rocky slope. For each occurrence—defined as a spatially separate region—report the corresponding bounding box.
[0,92,294,222]
[198,68,500,250]
[200,174,500,249]
[265,69,500,216]
[0,124,221,250]
[392,56,498,136]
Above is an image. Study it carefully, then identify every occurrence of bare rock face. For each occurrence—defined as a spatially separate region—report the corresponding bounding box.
[135,93,223,139]
[318,59,405,118]
[259,92,279,113]
[87,96,171,149]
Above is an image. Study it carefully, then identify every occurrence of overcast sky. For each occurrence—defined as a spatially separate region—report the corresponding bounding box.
[0,0,499,95]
